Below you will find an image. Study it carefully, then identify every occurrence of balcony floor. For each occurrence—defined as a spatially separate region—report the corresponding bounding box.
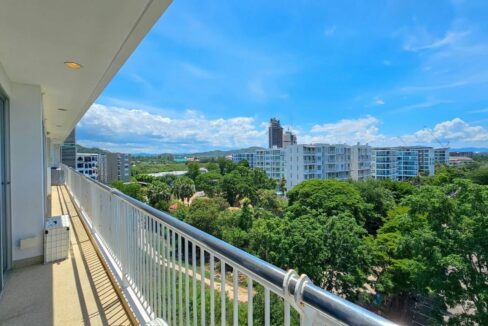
[0,186,133,326]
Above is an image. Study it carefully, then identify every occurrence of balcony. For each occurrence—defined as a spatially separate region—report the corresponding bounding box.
[0,185,133,325]
[1,167,395,325]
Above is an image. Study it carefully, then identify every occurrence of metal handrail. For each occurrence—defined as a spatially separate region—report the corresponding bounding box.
[63,165,396,326]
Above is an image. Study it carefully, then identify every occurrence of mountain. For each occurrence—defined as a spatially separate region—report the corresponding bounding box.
[76,144,111,155]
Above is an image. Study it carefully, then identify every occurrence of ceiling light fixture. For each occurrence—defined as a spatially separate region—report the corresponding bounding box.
[56,125,62,127]
[58,108,67,112]
[64,61,82,70]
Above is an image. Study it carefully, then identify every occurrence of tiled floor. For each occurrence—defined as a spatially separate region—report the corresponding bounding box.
[0,186,133,325]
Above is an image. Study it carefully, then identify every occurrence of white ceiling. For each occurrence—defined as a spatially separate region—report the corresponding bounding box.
[0,0,171,143]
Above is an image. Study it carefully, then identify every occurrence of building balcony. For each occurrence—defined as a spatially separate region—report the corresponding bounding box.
[0,167,397,326]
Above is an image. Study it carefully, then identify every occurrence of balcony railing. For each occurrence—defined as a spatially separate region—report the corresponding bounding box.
[62,165,396,326]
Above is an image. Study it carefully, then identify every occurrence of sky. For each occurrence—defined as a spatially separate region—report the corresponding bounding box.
[77,0,488,153]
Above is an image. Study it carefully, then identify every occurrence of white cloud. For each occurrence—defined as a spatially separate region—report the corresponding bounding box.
[304,116,384,145]
[77,105,488,153]
[77,104,266,153]
[469,107,488,114]
[403,118,488,146]
[374,97,385,105]
[403,30,468,52]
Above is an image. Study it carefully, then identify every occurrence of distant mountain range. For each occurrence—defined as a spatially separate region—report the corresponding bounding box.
[76,144,488,157]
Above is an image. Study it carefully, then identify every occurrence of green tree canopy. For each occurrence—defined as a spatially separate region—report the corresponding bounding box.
[172,176,195,201]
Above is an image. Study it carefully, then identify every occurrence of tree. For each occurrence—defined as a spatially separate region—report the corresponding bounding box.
[185,197,228,237]
[111,181,145,201]
[195,171,222,197]
[286,179,368,224]
[250,213,372,300]
[374,180,488,324]
[146,181,172,210]
[172,176,195,202]
[353,180,396,234]
[186,162,200,180]
[217,157,236,175]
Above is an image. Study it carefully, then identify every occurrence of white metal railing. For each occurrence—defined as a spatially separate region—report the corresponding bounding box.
[62,165,396,326]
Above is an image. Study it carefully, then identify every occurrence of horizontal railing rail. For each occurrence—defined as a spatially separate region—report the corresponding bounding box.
[62,165,396,326]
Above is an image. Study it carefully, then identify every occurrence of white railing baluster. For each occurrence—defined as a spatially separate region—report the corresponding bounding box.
[185,238,190,326]
[62,165,397,326]
[200,247,205,326]
[221,261,226,326]
[210,254,215,326]
[233,268,238,326]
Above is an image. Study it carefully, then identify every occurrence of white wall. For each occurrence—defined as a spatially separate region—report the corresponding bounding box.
[9,82,45,262]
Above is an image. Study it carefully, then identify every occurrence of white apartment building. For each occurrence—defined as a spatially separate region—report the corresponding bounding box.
[371,148,399,180]
[255,148,285,180]
[76,153,99,179]
[231,152,256,167]
[0,2,392,325]
[284,144,371,189]
[351,143,372,180]
[372,146,437,180]
[434,148,449,165]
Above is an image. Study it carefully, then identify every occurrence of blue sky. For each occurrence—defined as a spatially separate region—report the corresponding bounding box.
[78,0,488,153]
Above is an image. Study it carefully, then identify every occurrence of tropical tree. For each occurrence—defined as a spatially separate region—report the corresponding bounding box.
[172,176,195,202]
[195,171,222,197]
[146,181,172,210]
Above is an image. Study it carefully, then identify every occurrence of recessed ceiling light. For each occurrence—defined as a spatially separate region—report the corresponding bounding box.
[64,61,82,70]
[58,108,67,112]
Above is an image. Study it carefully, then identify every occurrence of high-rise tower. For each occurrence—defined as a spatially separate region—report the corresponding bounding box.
[268,118,283,148]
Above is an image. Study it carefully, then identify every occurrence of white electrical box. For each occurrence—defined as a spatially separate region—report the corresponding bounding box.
[44,215,70,263]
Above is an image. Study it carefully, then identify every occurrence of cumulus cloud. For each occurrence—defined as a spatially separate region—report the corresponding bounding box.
[77,104,267,153]
[402,118,488,146]
[77,104,488,153]
[302,116,385,145]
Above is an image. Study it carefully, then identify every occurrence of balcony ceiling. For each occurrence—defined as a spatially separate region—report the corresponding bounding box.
[0,0,171,143]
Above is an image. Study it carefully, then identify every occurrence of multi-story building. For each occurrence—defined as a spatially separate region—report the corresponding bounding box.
[396,148,419,180]
[372,146,436,180]
[231,152,256,167]
[371,148,398,180]
[351,143,371,180]
[76,153,99,179]
[284,144,368,189]
[99,153,131,184]
[61,129,76,168]
[255,148,285,180]
[412,146,435,176]
[0,3,391,325]
[283,130,297,148]
[434,148,449,164]
[268,117,283,148]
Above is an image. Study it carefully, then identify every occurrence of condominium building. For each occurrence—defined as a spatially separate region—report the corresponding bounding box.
[372,146,436,180]
[76,153,99,179]
[255,148,285,180]
[371,148,398,180]
[396,148,419,180]
[351,143,372,180]
[268,118,283,148]
[412,146,435,176]
[434,148,449,165]
[231,152,256,167]
[284,144,370,189]
[283,130,297,148]
[0,2,390,325]
[99,153,131,184]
